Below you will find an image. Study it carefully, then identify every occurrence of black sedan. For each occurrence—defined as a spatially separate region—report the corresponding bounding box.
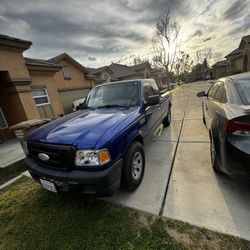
[197,72,250,178]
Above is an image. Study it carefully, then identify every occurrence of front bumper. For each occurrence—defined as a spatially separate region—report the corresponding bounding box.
[25,157,123,196]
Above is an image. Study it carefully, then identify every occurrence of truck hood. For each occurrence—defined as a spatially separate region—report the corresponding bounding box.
[26,107,140,148]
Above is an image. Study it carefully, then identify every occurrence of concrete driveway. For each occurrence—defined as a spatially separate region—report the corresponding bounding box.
[106,81,250,241]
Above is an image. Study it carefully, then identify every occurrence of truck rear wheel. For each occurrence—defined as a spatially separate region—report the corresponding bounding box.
[162,107,171,127]
[122,141,145,192]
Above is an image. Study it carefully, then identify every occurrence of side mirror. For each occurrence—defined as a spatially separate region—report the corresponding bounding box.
[197,91,206,97]
[146,95,160,106]
[79,99,86,110]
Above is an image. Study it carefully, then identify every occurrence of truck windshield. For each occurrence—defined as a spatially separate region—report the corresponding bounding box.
[86,81,140,109]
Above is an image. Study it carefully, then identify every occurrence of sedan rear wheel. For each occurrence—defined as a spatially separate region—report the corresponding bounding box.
[210,134,222,174]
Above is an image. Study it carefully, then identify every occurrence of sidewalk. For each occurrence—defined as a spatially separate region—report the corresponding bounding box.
[0,139,25,168]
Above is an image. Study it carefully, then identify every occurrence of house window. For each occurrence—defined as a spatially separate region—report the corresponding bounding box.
[0,108,8,129]
[32,89,50,106]
[62,65,71,79]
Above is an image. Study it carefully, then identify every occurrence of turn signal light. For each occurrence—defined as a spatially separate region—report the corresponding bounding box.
[99,150,111,165]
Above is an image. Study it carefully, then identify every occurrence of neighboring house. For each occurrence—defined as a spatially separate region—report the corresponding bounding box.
[186,60,210,82]
[48,53,92,114]
[225,48,242,73]
[211,60,227,79]
[225,35,250,74]
[0,34,91,140]
[87,62,163,87]
[24,58,64,119]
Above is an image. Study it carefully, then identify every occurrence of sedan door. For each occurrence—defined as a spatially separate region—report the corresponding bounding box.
[204,82,221,128]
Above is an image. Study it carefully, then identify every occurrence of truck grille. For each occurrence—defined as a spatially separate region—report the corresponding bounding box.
[27,141,76,170]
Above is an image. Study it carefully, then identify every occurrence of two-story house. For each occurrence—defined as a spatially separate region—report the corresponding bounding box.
[0,34,91,141]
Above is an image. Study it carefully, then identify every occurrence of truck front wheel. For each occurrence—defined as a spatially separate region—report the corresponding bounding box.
[122,141,145,192]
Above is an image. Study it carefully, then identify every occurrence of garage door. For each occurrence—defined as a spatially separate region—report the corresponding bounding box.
[59,88,90,114]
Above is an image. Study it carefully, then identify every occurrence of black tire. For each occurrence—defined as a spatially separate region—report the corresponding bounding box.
[210,133,222,174]
[122,141,145,192]
[162,107,171,127]
[202,103,206,126]
[203,115,206,125]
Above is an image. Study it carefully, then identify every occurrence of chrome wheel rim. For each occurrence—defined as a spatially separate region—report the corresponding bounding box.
[167,110,171,122]
[132,151,143,180]
[210,138,215,166]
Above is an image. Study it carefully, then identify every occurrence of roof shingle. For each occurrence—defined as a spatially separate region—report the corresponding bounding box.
[225,48,242,58]
[212,60,226,68]
[25,57,61,68]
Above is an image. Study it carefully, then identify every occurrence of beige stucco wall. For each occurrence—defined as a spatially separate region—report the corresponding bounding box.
[18,91,40,120]
[0,48,41,139]
[29,71,65,118]
[53,58,92,90]
[243,44,250,71]
[227,42,250,73]
[0,49,30,79]
[0,84,29,139]
[234,57,243,71]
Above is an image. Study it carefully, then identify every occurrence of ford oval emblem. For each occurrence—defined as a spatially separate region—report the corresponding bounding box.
[38,153,50,161]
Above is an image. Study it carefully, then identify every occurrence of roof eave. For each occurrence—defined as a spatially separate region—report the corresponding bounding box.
[26,63,62,72]
[0,36,32,51]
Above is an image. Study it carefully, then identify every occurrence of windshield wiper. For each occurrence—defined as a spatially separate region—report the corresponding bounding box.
[96,104,129,109]
[80,104,95,110]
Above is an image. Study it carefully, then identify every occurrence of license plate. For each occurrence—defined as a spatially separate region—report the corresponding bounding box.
[40,179,57,193]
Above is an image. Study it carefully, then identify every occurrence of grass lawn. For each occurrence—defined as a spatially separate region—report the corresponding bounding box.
[0,177,249,250]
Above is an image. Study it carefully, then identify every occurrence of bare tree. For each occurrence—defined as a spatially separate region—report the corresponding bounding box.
[133,56,149,65]
[194,48,212,65]
[210,52,224,65]
[152,10,180,75]
[174,51,193,80]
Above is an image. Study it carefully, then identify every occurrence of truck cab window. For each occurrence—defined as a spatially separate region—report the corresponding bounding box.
[150,80,160,95]
[143,82,155,102]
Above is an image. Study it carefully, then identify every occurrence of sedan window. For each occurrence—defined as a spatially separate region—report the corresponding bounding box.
[208,82,220,99]
[213,83,227,103]
[234,79,250,105]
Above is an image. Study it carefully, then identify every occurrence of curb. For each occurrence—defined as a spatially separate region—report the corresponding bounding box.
[0,171,31,190]
[0,157,25,169]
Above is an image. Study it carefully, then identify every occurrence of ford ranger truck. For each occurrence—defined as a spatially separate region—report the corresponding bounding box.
[25,79,172,196]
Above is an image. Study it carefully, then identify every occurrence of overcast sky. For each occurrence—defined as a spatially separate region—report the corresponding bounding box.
[0,0,250,67]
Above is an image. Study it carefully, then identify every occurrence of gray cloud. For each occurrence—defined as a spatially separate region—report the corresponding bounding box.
[193,29,203,37]
[0,0,249,67]
[224,0,249,20]
[203,37,211,43]
[88,56,96,61]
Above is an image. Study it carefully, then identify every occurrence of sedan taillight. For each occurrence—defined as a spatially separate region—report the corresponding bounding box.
[226,120,250,135]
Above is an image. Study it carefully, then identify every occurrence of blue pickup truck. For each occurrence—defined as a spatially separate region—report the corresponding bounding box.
[25,79,172,196]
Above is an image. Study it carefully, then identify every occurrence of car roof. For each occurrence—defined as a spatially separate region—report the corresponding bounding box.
[226,72,250,81]
[217,72,250,105]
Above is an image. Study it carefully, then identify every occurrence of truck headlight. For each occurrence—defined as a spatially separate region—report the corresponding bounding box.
[75,149,111,167]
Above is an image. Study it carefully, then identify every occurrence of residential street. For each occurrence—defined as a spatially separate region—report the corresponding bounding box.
[105,81,250,241]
